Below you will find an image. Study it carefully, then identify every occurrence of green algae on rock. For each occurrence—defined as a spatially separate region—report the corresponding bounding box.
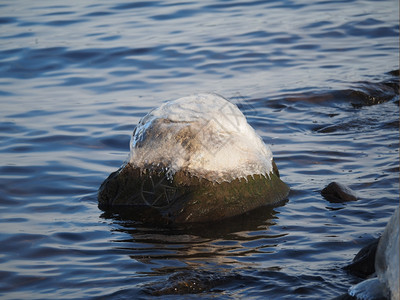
[98,93,289,223]
[98,162,289,223]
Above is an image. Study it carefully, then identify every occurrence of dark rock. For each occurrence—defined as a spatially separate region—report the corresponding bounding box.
[143,270,241,295]
[331,294,357,300]
[321,182,357,203]
[98,162,290,224]
[98,94,290,224]
[343,238,380,278]
[349,70,399,108]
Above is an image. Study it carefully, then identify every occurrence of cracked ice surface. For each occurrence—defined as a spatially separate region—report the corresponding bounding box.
[130,93,273,183]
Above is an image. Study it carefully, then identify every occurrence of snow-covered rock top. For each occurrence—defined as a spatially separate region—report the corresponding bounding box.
[129,93,274,182]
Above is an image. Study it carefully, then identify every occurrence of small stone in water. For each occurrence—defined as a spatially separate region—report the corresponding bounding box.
[321,182,357,203]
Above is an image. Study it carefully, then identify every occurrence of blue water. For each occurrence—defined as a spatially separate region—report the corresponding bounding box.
[0,1,398,299]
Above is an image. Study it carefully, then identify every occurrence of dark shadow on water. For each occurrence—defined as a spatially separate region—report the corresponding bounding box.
[100,200,287,239]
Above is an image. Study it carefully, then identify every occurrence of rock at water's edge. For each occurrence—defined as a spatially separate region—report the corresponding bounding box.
[98,94,290,223]
[98,161,289,224]
[344,238,380,278]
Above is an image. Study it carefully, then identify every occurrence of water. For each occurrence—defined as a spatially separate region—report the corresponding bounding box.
[0,0,398,299]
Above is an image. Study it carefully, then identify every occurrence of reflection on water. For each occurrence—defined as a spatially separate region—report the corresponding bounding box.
[105,206,288,296]
[0,0,398,299]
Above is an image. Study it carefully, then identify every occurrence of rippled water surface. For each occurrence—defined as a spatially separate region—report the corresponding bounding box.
[0,1,398,299]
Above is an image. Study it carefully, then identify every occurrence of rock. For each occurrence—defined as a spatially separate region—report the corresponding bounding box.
[337,206,399,300]
[321,182,357,203]
[344,238,380,278]
[331,293,358,300]
[98,163,289,223]
[348,278,387,300]
[98,94,289,223]
[347,70,399,108]
[375,206,399,300]
[143,270,241,295]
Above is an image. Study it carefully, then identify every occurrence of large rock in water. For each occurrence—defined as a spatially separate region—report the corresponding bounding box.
[98,93,289,223]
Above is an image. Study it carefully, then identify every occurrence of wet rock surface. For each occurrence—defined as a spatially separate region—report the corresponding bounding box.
[344,238,380,278]
[332,293,358,300]
[347,70,399,108]
[98,161,290,224]
[143,270,243,295]
[321,182,358,203]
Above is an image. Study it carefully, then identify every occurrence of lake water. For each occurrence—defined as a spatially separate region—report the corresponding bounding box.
[0,0,398,299]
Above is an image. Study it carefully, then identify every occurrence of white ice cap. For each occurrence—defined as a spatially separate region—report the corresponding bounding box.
[129,93,273,182]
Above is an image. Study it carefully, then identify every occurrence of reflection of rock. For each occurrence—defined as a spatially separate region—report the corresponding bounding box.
[98,94,289,223]
[321,182,357,203]
[114,206,278,296]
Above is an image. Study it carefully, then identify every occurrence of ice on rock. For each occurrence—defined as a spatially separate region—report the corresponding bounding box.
[98,93,289,223]
[129,93,274,182]
[349,278,386,300]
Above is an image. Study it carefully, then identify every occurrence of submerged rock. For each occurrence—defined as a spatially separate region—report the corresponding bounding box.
[348,70,399,108]
[143,270,241,295]
[98,93,289,223]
